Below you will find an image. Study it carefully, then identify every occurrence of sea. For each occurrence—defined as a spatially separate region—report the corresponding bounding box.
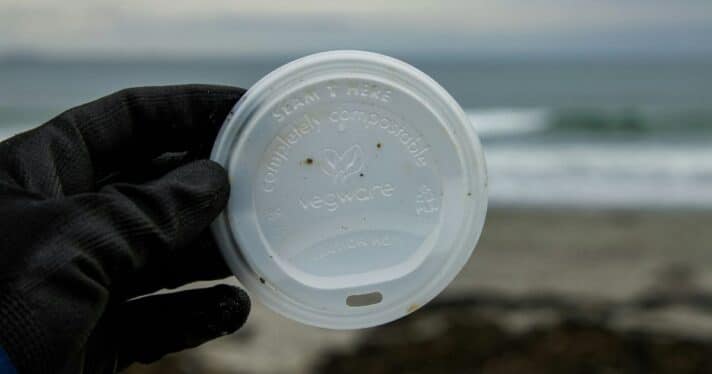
[1,56,711,209]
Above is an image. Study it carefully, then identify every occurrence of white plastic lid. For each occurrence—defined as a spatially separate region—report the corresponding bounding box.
[211,51,487,329]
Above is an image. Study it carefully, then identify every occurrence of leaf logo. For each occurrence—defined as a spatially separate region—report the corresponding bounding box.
[319,144,364,183]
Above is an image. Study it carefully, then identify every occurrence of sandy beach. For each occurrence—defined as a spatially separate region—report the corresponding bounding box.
[126,207,712,373]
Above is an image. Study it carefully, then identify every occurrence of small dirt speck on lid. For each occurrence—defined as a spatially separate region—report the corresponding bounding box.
[359,173,364,177]
[376,142,382,149]
[304,158,314,165]
[259,277,266,284]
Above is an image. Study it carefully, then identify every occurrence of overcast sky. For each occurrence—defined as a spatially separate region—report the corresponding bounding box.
[1,0,711,59]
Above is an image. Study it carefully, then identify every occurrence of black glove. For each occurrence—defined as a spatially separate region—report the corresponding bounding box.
[0,85,251,373]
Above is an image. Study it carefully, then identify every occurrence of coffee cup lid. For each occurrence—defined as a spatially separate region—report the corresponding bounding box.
[211,50,487,329]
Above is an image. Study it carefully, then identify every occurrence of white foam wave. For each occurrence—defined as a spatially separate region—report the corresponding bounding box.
[486,141,712,209]
[467,108,549,138]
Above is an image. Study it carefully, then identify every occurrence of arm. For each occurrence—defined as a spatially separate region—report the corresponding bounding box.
[0,345,17,374]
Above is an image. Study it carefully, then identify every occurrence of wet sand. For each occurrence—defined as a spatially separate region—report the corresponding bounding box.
[126,208,712,373]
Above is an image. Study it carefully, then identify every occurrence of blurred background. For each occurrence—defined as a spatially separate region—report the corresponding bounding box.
[2,1,712,373]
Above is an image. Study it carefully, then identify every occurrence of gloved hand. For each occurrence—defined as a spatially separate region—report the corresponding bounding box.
[0,85,250,373]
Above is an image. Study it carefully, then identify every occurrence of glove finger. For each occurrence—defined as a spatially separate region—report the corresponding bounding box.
[0,84,244,197]
[67,159,229,285]
[96,151,192,187]
[120,231,233,298]
[116,285,250,369]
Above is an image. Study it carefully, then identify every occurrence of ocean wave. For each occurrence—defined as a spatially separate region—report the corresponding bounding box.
[468,107,712,138]
[548,108,712,134]
[3,106,712,209]
[485,141,712,209]
[467,108,549,137]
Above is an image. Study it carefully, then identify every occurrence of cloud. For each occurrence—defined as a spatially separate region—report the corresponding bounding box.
[1,0,711,58]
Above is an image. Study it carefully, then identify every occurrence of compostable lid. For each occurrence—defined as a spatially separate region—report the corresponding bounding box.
[211,50,487,329]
